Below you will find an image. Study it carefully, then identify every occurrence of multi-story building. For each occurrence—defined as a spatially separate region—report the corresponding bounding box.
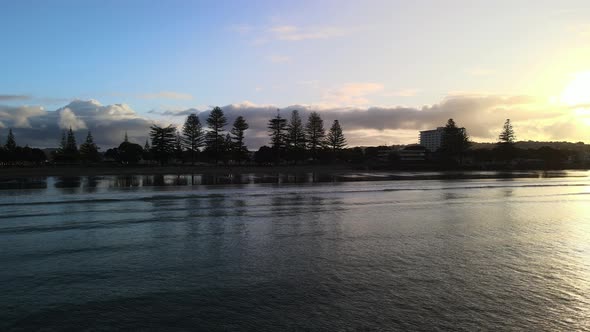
[419,127,445,152]
[419,127,466,152]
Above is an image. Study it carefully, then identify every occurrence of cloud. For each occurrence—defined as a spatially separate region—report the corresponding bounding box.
[0,94,31,101]
[269,25,347,41]
[137,91,193,100]
[2,95,588,149]
[0,105,45,128]
[267,55,291,63]
[321,82,384,107]
[59,108,87,130]
[0,100,156,148]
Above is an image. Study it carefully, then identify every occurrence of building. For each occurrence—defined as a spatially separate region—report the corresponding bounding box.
[398,145,427,162]
[419,127,466,152]
[419,127,444,152]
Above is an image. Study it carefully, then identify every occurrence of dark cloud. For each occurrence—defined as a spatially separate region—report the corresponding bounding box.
[0,95,583,149]
[0,95,31,101]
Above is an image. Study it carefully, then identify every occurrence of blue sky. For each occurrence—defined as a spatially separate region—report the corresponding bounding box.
[1,1,590,147]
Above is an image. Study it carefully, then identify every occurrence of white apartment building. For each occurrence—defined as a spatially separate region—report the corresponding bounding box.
[419,127,445,152]
[419,127,465,152]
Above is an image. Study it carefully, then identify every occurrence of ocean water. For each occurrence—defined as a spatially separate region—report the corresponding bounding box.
[1,172,589,330]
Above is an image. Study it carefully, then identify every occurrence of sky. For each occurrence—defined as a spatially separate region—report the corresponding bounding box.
[1,0,590,148]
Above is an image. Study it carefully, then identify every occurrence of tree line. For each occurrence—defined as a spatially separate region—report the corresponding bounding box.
[0,107,347,166]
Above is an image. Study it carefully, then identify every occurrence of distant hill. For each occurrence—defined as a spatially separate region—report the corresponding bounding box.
[471,141,590,152]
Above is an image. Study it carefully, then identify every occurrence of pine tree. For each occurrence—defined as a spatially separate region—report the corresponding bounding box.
[268,109,287,162]
[286,110,306,163]
[174,131,184,161]
[124,131,129,143]
[64,127,79,160]
[182,113,204,164]
[440,118,470,164]
[230,116,249,164]
[496,119,517,162]
[149,124,176,165]
[305,112,325,159]
[79,131,100,162]
[205,107,227,163]
[5,129,16,151]
[498,119,516,144]
[326,120,347,153]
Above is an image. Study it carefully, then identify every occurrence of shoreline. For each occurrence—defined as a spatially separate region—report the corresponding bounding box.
[0,164,356,178]
[0,165,587,181]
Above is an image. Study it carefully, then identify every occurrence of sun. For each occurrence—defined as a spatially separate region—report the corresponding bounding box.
[560,71,590,106]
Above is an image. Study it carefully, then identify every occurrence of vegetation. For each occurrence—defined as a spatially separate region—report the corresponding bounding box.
[305,112,325,160]
[286,110,306,164]
[326,120,347,156]
[230,116,249,164]
[2,112,590,171]
[440,118,470,165]
[149,125,176,165]
[205,107,227,163]
[182,113,204,164]
[268,110,287,162]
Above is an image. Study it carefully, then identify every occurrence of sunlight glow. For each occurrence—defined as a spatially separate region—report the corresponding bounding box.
[561,71,590,106]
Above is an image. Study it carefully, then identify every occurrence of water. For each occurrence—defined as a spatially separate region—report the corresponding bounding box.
[1,172,590,330]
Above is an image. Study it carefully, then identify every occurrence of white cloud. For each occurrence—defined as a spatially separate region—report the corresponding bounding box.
[321,82,385,107]
[58,108,87,130]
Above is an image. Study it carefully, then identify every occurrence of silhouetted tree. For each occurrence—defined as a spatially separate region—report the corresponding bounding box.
[498,119,516,145]
[5,129,16,151]
[205,106,227,163]
[143,139,153,162]
[254,145,273,165]
[230,115,249,164]
[440,118,470,164]
[268,109,287,163]
[118,141,143,164]
[496,119,517,162]
[79,131,101,162]
[305,112,325,160]
[55,128,80,162]
[326,120,347,155]
[286,110,306,163]
[182,113,204,164]
[174,131,184,161]
[150,124,176,165]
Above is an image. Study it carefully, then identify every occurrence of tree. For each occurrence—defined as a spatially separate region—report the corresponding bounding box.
[149,124,176,165]
[440,118,470,164]
[286,110,306,163]
[182,113,204,164]
[326,120,347,154]
[205,107,227,163]
[143,139,153,162]
[498,119,516,145]
[496,119,517,162]
[118,141,144,164]
[79,131,101,162]
[5,129,16,151]
[268,109,287,163]
[305,112,325,159]
[63,127,80,161]
[230,116,249,164]
[174,131,184,161]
